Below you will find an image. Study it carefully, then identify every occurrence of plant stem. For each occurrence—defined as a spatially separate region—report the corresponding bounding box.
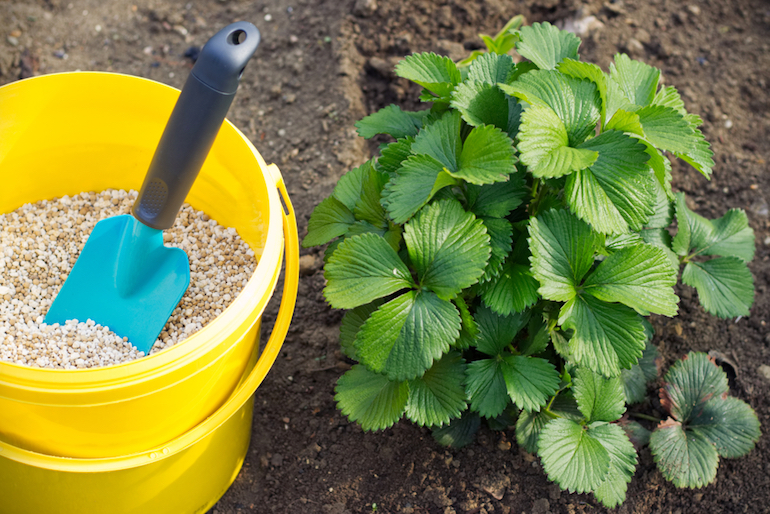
[545,391,559,412]
[529,178,543,216]
[531,178,540,200]
[629,412,661,422]
[541,407,560,419]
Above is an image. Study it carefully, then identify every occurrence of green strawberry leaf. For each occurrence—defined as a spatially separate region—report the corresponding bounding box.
[346,219,384,239]
[467,52,516,83]
[474,305,529,356]
[432,412,481,448]
[619,418,652,448]
[501,70,601,146]
[645,176,674,228]
[574,367,626,422]
[649,236,681,272]
[353,165,390,227]
[488,14,524,50]
[455,124,518,185]
[466,358,510,419]
[480,33,518,58]
[651,352,760,488]
[346,220,403,253]
[552,392,584,421]
[395,52,462,100]
[479,257,540,315]
[335,365,409,431]
[302,196,355,247]
[609,53,660,107]
[682,258,754,318]
[516,409,551,454]
[676,127,714,178]
[620,364,647,406]
[377,137,415,175]
[660,352,729,422]
[501,355,560,411]
[649,94,714,177]
[466,173,527,218]
[334,161,375,211]
[560,294,647,377]
[355,104,429,139]
[690,396,761,459]
[506,97,524,139]
[381,154,461,224]
[529,209,600,302]
[565,130,654,235]
[355,290,461,381]
[323,238,342,264]
[507,62,540,85]
[411,110,461,171]
[636,105,697,154]
[406,351,468,427]
[605,108,644,135]
[650,418,719,488]
[673,193,755,262]
[557,58,609,127]
[339,300,383,360]
[404,199,490,299]
[454,296,478,350]
[478,216,513,281]
[643,142,673,198]
[520,312,550,357]
[550,328,571,359]
[538,418,611,493]
[324,233,414,309]
[583,244,679,316]
[652,85,686,114]
[640,339,660,381]
[517,105,599,178]
[458,50,486,70]
[516,22,581,70]
[603,71,635,126]
[591,423,638,508]
[621,342,660,404]
[516,393,582,453]
[605,233,645,252]
[451,81,509,130]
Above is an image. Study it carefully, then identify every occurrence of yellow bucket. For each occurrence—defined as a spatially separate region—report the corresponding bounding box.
[0,72,299,513]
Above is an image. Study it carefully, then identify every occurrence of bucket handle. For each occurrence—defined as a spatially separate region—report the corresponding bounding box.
[143,164,300,458]
[242,165,300,398]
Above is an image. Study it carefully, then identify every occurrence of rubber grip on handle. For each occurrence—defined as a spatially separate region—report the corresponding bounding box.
[133,21,260,230]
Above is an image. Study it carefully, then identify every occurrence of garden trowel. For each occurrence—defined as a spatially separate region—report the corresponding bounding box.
[45,21,260,354]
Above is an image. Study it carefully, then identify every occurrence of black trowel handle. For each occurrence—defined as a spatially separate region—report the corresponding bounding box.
[133,21,260,230]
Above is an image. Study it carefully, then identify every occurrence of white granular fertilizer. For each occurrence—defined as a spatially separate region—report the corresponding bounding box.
[0,189,256,369]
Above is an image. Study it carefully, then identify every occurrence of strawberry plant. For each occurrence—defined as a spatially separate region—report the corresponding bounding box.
[303,19,760,508]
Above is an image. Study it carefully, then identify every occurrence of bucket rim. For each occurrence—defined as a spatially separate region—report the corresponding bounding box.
[0,71,284,390]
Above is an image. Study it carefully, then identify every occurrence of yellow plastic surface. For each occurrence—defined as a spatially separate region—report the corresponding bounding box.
[0,72,299,513]
[0,182,299,513]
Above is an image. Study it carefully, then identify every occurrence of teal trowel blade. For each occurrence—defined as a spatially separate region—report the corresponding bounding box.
[45,214,190,354]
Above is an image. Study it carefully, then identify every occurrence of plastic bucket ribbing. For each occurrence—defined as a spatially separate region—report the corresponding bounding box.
[0,71,298,466]
[0,361,256,514]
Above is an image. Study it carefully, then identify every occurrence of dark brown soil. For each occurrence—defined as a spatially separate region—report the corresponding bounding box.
[1,0,769,513]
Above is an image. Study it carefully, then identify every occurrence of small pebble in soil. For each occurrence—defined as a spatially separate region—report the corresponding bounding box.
[0,189,256,369]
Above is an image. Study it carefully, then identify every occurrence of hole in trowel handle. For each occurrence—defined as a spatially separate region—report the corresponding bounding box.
[229,29,247,45]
